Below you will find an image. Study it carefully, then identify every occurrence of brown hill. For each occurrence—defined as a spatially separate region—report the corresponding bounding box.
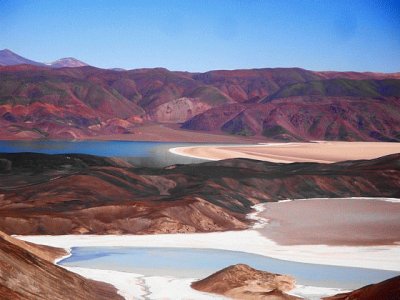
[0,230,123,300]
[0,230,66,262]
[323,276,400,300]
[191,264,299,300]
[0,152,399,235]
[0,64,399,141]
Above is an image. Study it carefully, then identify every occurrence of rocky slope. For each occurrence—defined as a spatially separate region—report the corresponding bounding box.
[0,230,67,262]
[323,276,400,300]
[0,230,123,300]
[183,81,400,141]
[191,264,299,300]
[0,152,399,235]
[0,52,399,140]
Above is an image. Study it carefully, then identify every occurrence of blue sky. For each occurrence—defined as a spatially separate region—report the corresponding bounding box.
[0,0,399,72]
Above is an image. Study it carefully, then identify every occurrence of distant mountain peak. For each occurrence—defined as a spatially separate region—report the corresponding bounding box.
[0,49,89,68]
[0,48,14,54]
[50,57,89,68]
[0,49,45,66]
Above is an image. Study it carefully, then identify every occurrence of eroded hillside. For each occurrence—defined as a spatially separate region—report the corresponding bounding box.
[0,152,399,235]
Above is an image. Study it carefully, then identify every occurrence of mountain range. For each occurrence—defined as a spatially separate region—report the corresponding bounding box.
[0,49,399,141]
[0,49,88,68]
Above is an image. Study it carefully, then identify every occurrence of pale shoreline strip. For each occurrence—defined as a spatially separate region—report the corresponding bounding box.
[278,197,400,203]
[169,144,309,163]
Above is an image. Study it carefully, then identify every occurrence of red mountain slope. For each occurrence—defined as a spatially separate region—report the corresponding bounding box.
[1,64,399,140]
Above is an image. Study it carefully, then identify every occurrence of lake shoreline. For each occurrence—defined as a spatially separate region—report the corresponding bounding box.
[17,198,400,299]
[61,265,349,300]
[18,198,400,272]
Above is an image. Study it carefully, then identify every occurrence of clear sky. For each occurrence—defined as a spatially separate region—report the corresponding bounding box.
[0,0,399,72]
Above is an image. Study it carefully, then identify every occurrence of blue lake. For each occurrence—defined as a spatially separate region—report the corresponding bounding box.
[59,247,399,290]
[0,140,213,167]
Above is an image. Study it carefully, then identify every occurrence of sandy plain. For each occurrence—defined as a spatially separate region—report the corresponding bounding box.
[170,141,400,163]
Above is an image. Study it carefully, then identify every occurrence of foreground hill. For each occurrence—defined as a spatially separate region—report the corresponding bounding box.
[0,230,123,300]
[0,56,399,140]
[0,152,399,235]
[192,264,400,300]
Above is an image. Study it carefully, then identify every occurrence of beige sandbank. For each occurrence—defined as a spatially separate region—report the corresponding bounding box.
[170,141,400,163]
